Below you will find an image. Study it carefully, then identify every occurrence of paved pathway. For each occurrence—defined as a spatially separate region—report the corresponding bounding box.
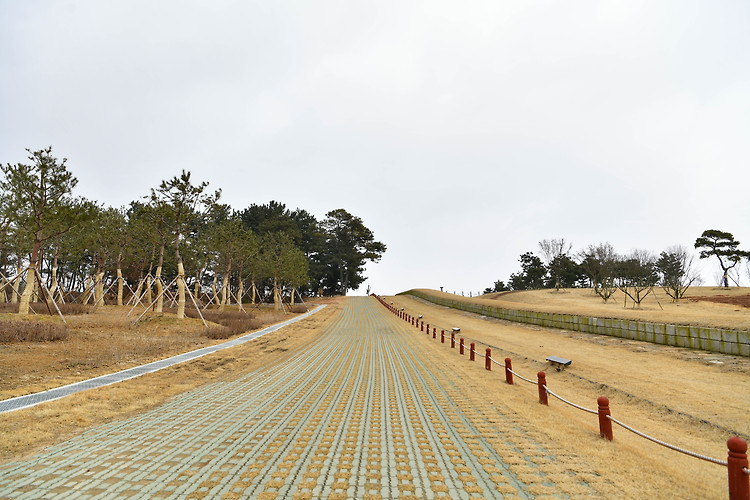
[0,297,547,499]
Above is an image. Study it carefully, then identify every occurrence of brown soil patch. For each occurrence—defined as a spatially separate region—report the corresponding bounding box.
[686,293,750,309]
[0,297,343,462]
[436,286,750,330]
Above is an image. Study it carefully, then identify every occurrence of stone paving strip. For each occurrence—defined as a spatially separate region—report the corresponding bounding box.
[0,297,606,498]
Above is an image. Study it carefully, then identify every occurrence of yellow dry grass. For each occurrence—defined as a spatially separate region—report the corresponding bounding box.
[0,304,294,400]
[0,299,342,462]
[383,292,750,499]
[420,286,750,330]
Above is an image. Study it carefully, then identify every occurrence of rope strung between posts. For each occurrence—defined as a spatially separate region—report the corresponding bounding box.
[508,368,535,384]
[488,356,506,368]
[375,295,750,494]
[606,415,728,466]
[543,385,597,415]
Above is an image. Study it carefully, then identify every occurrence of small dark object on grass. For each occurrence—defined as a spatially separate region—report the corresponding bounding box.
[0,320,69,343]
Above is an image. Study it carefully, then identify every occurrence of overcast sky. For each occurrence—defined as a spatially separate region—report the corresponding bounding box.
[2,1,749,294]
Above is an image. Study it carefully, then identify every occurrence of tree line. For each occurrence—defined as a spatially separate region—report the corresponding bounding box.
[485,232,750,305]
[0,147,386,316]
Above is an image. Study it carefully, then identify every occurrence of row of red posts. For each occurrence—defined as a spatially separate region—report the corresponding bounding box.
[372,295,749,499]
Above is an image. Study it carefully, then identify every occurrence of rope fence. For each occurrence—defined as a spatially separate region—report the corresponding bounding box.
[373,294,750,500]
[544,385,598,415]
[606,415,728,466]
[508,368,535,384]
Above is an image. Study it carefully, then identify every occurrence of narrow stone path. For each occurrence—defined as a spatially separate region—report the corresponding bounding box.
[0,297,564,499]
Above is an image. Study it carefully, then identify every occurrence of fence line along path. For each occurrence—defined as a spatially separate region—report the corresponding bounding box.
[0,297,607,499]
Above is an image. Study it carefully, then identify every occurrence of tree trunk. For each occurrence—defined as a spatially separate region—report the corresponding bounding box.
[83,274,93,304]
[154,267,163,312]
[146,275,153,306]
[11,263,22,304]
[273,277,281,310]
[31,273,39,304]
[95,271,105,306]
[193,267,202,303]
[116,252,124,306]
[133,272,144,305]
[176,260,186,319]
[251,277,256,305]
[219,261,231,311]
[49,247,59,298]
[93,255,104,306]
[237,271,244,311]
[18,266,36,315]
[154,241,165,313]
[291,287,296,306]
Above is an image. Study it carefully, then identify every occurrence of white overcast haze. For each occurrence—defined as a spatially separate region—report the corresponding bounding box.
[1,1,749,294]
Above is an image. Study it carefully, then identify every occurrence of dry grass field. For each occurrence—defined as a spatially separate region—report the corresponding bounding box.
[0,300,338,461]
[476,286,750,330]
[385,290,749,498]
[0,304,304,401]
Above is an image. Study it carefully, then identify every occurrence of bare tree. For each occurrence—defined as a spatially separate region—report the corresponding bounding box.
[579,242,618,302]
[616,249,658,307]
[539,238,572,290]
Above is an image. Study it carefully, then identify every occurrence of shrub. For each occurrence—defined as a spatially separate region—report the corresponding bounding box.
[290,304,308,313]
[57,303,93,315]
[178,308,263,339]
[0,302,93,316]
[0,320,69,343]
[0,303,17,313]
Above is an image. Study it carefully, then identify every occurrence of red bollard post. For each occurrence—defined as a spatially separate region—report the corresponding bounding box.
[597,397,613,441]
[411,318,414,326]
[451,332,455,348]
[485,348,492,370]
[420,321,424,332]
[728,437,749,500]
[426,323,430,333]
[505,358,513,384]
[459,338,464,355]
[469,343,475,361]
[537,372,548,405]
[432,328,436,339]
[441,330,445,343]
